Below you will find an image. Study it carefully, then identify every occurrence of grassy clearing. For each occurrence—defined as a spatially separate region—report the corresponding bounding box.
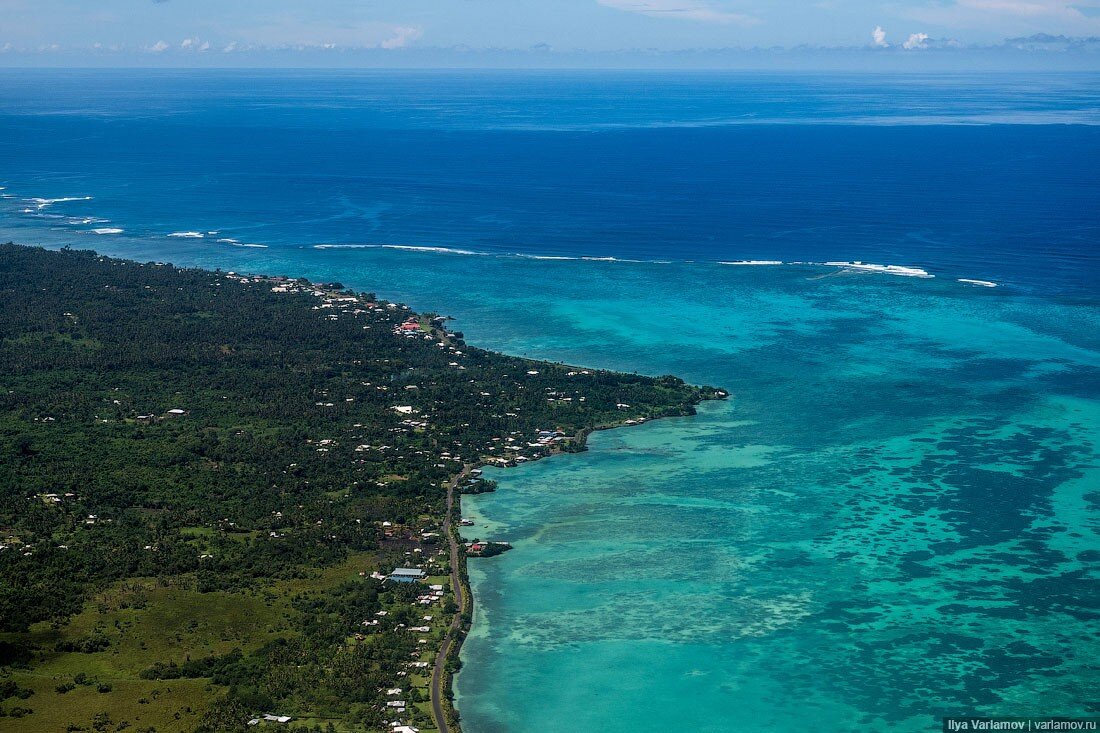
[3,675,210,732]
[0,553,380,731]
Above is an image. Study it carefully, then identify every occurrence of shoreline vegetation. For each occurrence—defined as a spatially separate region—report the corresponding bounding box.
[0,243,725,732]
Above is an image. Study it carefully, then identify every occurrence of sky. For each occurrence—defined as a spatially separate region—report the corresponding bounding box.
[1,0,1099,67]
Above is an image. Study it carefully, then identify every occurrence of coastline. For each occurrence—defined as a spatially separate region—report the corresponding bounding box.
[0,242,725,733]
[221,261,728,733]
[208,271,727,733]
[431,396,729,733]
[429,406,733,733]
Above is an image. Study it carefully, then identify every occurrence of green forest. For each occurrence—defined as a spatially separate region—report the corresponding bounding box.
[0,244,719,732]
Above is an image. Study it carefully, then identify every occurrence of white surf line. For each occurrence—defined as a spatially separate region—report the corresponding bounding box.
[26,196,93,210]
[821,261,934,278]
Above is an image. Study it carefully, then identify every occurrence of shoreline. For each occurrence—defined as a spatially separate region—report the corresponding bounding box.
[0,242,724,733]
[431,401,729,733]
[246,266,728,733]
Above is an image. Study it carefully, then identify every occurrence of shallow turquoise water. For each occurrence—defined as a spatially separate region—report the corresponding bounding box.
[434,257,1100,733]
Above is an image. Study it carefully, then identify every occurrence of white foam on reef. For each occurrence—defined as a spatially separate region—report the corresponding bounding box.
[67,217,108,225]
[27,196,92,209]
[313,243,483,256]
[168,231,205,238]
[383,244,484,255]
[580,256,648,263]
[822,261,934,278]
[217,238,268,249]
[88,228,123,235]
[298,243,965,285]
[958,278,997,288]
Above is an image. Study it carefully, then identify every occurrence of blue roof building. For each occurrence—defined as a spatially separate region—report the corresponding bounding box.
[388,567,426,583]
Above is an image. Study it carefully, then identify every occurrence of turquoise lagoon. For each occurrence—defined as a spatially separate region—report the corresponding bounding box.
[431,257,1099,733]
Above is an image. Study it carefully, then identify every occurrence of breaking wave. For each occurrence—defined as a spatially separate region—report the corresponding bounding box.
[26,196,92,210]
[217,238,268,249]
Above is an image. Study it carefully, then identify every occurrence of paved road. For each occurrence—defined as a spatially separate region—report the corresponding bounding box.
[430,466,471,733]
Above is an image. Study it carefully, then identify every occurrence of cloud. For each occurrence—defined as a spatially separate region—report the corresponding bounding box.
[903,32,930,49]
[872,25,888,46]
[380,26,422,49]
[178,37,211,52]
[597,0,759,25]
[146,40,169,53]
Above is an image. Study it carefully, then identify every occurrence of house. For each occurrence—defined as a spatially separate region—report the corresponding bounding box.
[388,567,426,583]
[261,713,292,723]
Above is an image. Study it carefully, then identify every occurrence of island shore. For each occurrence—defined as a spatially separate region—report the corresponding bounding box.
[0,243,724,733]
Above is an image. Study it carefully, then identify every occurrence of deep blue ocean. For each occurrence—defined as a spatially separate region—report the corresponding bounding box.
[1,70,1097,732]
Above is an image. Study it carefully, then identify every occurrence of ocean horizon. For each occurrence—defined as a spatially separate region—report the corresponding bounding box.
[2,69,1098,732]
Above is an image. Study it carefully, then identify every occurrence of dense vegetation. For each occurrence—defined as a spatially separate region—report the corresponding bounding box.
[0,244,719,731]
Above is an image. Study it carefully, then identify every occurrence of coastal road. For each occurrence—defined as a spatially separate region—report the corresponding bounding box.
[431,465,471,733]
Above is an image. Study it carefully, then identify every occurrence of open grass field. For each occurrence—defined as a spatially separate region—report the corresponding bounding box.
[0,553,382,732]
